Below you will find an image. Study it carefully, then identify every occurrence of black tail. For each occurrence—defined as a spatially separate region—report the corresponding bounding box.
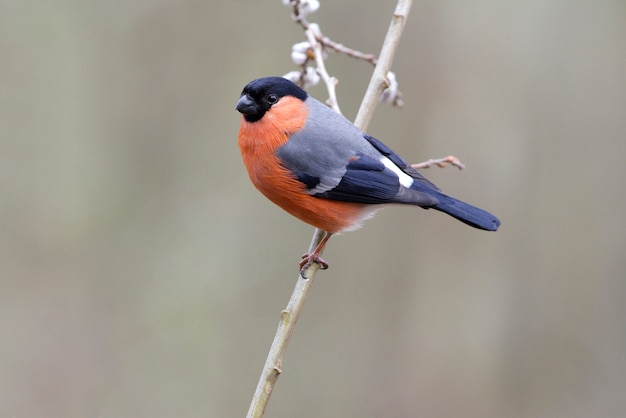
[430,192,500,231]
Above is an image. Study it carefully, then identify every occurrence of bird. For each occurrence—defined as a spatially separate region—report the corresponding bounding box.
[236,76,500,276]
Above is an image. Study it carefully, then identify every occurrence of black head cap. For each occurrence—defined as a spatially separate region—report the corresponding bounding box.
[236,77,308,122]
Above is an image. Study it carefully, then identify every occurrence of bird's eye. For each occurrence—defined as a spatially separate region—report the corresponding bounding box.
[266,94,278,104]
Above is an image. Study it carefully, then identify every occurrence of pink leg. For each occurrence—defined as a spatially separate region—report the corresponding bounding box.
[299,232,332,276]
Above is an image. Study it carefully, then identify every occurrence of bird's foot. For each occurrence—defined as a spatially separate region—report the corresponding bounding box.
[299,253,329,278]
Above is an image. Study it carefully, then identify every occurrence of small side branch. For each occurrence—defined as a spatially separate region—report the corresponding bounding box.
[284,0,403,108]
[305,24,341,113]
[292,4,378,66]
[411,155,465,170]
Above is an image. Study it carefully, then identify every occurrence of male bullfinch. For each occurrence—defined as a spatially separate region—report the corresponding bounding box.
[236,76,500,275]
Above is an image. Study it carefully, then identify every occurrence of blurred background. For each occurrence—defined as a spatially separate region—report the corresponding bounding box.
[2,0,625,417]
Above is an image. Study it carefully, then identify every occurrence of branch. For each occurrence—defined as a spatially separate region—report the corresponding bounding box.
[246,2,413,417]
[305,24,341,113]
[292,4,378,66]
[411,155,465,170]
[284,0,403,107]
[354,0,413,131]
[246,230,325,418]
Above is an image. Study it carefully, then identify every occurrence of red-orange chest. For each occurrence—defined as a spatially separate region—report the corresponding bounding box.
[237,97,309,207]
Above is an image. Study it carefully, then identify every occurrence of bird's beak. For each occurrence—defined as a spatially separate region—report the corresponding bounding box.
[236,94,256,115]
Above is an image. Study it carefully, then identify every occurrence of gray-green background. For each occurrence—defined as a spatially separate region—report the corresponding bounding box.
[2,0,625,417]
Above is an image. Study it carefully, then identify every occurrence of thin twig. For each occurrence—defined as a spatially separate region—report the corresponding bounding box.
[411,155,465,170]
[246,1,413,416]
[354,0,413,131]
[292,5,378,65]
[286,0,404,107]
[245,231,324,418]
[305,24,341,113]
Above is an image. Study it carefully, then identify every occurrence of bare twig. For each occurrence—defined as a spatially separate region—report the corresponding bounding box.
[246,1,414,417]
[305,24,341,113]
[355,0,413,131]
[411,155,466,170]
[285,0,403,107]
[245,230,325,418]
[292,4,378,65]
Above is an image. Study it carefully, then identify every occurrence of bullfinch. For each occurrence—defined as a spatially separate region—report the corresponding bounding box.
[236,76,500,275]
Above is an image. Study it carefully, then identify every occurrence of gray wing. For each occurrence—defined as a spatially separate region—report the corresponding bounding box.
[276,97,440,207]
[276,97,376,194]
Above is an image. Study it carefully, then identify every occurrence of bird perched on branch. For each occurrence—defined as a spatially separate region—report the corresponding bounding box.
[236,76,500,276]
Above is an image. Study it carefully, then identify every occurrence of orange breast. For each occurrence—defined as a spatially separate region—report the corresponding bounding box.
[237,97,368,233]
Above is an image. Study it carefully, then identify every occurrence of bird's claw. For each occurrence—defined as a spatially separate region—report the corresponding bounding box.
[299,253,329,278]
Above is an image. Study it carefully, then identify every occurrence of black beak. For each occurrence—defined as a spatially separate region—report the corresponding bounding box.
[236,94,257,115]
